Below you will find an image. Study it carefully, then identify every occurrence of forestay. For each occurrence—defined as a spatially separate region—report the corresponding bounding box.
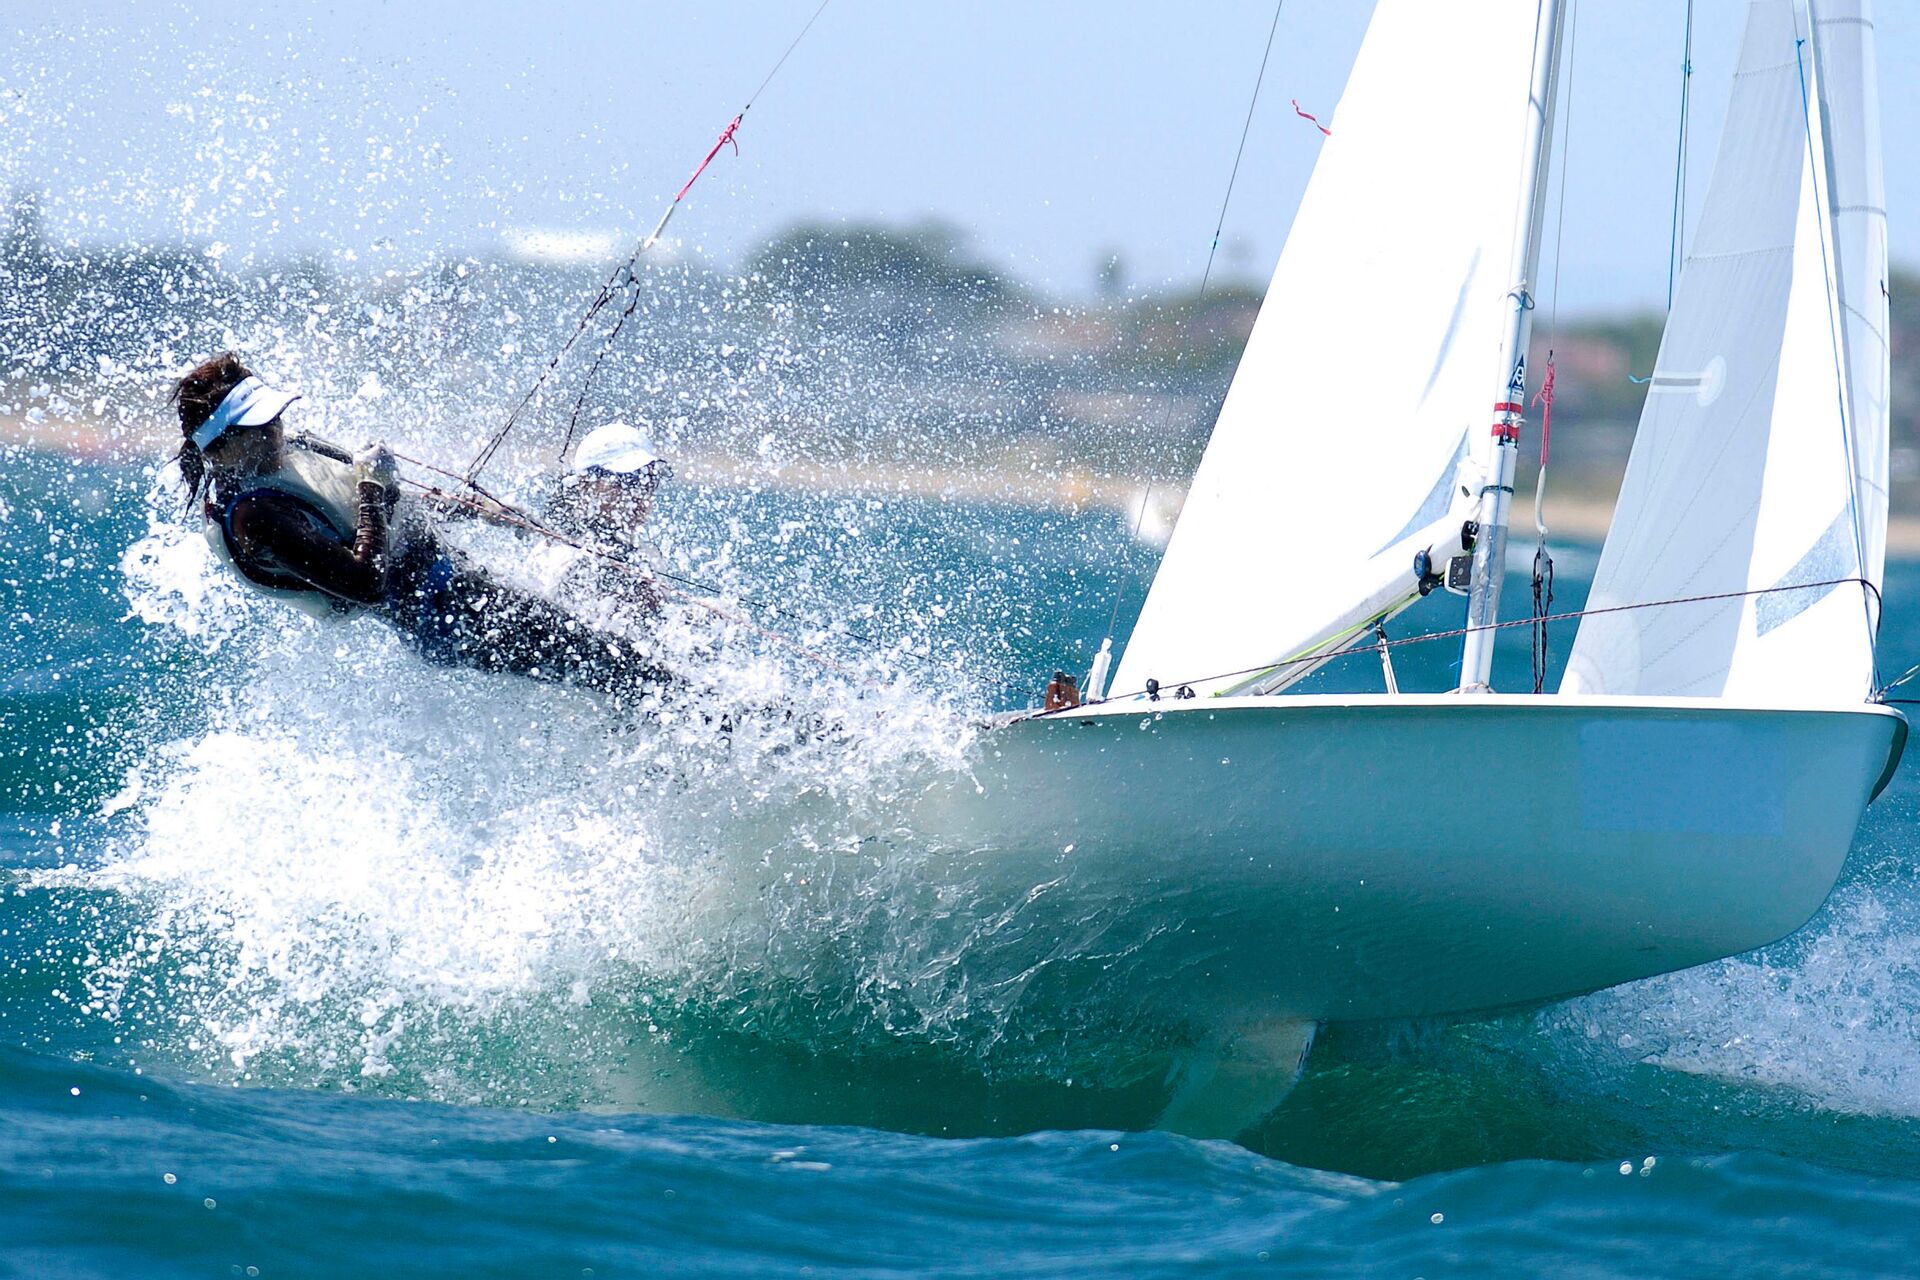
[1563,0,1884,703]
[1112,1,1545,698]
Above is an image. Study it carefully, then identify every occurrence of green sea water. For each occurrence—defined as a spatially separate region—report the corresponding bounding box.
[7,445,1920,1276]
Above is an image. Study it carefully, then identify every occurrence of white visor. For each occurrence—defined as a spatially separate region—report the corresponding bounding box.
[191,376,301,450]
[571,421,664,475]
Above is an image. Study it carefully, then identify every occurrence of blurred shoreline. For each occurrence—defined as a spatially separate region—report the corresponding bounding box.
[14,410,1920,554]
[8,206,1918,559]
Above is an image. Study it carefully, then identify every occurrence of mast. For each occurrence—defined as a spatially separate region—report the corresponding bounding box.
[1457,0,1568,692]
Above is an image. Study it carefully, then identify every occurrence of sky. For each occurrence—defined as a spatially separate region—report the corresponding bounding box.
[3,1,1917,314]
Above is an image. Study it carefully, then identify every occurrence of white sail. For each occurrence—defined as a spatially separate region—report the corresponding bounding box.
[1562,0,1878,703]
[1811,0,1890,612]
[1111,1,1546,699]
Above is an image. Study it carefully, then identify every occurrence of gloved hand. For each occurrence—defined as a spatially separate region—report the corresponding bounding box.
[353,443,400,493]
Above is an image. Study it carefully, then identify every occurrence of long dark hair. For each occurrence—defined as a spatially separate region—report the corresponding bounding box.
[171,351,254,507]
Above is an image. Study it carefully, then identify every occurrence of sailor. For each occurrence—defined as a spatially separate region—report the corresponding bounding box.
[557,421,671,537]
[538,420,670,611]
[1043,670,1082,710]
[173,351,670,698]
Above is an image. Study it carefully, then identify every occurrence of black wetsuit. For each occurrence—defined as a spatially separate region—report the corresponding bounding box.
[209,483,673,698]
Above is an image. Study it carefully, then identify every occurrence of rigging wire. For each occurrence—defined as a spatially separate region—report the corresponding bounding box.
[394,472,870,682]
[1528,354,1556,693]
[1094,0,1288,679]
[1879,655,1920,697]
[1038,576,1885,713]
[1531,0,1579,694]
[337,0,896,686]
[280,433,908,687]
[386,443,939,674]
[1200,2,1288,300]
[464,0,835,486]
[1665,0,1695,309]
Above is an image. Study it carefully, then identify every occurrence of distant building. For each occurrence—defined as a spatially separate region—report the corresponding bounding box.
[498,228,628,268]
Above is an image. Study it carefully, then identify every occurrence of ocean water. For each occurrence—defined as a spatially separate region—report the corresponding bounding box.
[7,444,1920,1277]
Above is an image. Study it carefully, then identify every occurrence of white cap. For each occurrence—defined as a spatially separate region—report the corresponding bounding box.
[191,376,301,450]
[572,421,665,475]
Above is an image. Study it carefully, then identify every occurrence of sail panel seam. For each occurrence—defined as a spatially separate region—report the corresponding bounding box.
[1684,245,1795,263]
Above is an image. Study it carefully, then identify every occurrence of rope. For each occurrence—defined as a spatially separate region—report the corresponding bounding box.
[1528,0,1578,699]
[1534,356,1557,470]
[1529,356,1557,693]
[1052,576,1883,712]
[675,116,743,204]
[1530,543,1555,694]
[464,0,834,485]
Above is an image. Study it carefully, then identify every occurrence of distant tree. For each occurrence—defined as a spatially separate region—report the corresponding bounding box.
[1886,266,1920,470]
[2,185,47,270]
[1120,281,1264,375]
[745,218,1023,313]
[1,187,55,379]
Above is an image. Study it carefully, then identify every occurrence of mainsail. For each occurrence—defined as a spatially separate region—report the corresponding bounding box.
[1563,0,1885,702]
[1111,1,1547,698]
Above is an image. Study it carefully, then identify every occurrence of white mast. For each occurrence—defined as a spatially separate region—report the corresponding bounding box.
[1458,0,1569,692]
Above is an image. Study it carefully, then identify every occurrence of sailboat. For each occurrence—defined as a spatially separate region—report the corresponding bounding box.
[910,0,1904,1124]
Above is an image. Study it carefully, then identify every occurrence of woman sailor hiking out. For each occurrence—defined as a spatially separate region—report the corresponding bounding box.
[174,352,671,699]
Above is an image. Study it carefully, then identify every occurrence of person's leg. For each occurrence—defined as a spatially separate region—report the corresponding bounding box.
[450,566,673,694]
[389,553,671,696]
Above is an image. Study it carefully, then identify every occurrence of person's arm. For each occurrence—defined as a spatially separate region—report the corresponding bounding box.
[225,478,394,606]
[415,489,482,523]
[412,485,530,529]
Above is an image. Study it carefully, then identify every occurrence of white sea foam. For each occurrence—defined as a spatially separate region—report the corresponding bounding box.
[1538,878,1920,1118]
[119,473,261,647]
[85,494,1003,1100]
[8,27,1163,1110]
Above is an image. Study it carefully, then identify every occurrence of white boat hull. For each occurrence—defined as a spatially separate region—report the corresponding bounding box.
[912,695,1906,1024]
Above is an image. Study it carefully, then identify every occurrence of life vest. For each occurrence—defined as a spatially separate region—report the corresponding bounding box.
[203,445,383,621]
